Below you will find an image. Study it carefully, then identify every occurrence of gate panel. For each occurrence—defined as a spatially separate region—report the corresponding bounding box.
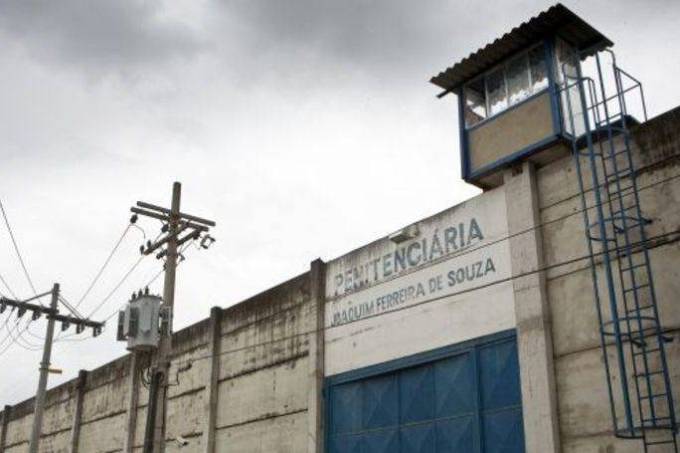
[326,331,523,453]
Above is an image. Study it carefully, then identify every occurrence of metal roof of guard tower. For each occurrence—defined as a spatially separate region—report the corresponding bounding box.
[430,3,613,93]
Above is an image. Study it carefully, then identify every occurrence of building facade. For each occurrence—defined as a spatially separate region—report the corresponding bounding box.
[1,4,679,453]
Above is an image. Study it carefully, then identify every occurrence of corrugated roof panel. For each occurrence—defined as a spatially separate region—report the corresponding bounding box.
[431,3,612,92]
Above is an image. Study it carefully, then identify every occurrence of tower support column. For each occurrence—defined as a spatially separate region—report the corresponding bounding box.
[504,161,561,453]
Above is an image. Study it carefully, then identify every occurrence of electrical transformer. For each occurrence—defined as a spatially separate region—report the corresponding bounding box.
[117,291,170,351]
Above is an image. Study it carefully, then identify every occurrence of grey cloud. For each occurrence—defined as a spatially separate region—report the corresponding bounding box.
[0,0,204,72]
[215,0,471,76]
[209,0,545,90]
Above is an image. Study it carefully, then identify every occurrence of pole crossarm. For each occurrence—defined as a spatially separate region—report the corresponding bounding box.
[131,182,216,453]
[131,198,215,260]
[130,208,209,233]
[0,296,104,336]
[135,201,216,227]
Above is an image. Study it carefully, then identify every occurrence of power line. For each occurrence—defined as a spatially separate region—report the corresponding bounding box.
[56,239,194,343]
[0,273,18,300]
[155,165,680,367]
[171,228,680,369]
[0,199,38,296]
[17,163,679,363]
[59,295,84,319]
[0,318,42,354]
[81,230,164,320]
[74,223,133,309]
[0,198,47,346]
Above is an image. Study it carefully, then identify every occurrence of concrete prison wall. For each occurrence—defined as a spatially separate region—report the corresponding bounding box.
[538,107,680,452]
[1,106,679,453]
[0,272,319,453]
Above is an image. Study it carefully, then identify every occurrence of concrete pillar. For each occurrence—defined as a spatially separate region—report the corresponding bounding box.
[504,161,561,453]
[123,353,141,453]
[0,405,10,453]
[307,259,326,453]
[69,370,88,453]
[202,306,222,453]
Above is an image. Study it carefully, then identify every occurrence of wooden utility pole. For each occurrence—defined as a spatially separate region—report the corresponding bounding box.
[1,283,105,453]
[131,182,215,453]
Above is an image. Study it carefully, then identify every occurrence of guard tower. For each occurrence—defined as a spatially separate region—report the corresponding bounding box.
[432,4,678,451]
[431,3,612,189]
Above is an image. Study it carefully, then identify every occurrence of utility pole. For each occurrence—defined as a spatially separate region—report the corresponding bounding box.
[28,283,58,453]
[131,182,215,453]
[0,284,104,453]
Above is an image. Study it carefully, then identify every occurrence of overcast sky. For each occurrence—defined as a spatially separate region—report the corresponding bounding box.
[1,0,678,405]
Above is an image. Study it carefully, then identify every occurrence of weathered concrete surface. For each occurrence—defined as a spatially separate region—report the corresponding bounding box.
[1,273,313,453]
[2,104,679,453]
[539,106,680,452]
[504,161,561,453]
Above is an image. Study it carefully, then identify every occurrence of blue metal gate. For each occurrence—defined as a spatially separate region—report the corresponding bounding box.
[326,331,524,453]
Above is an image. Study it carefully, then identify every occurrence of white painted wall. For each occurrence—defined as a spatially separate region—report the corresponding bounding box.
[324,187,516,376]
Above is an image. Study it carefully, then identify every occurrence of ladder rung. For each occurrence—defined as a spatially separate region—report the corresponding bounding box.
[607,183,635,193]
[624,283,650,293]
[608,169,634,179]
[640,392,668,400]
[621,263,648,272]
[645,440,676,446]
[611,205,639,216]
[643,416,673,423]
[604,149,630,160]
[587,234,617,243]
[578,150,604,158]
[627,306,655,316]
[634,348,661,356]
[635,370,664,378]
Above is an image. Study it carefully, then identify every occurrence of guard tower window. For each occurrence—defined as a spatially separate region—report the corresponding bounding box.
[463,44,549,128]
[554,38,585,136]
[464,79,487,126]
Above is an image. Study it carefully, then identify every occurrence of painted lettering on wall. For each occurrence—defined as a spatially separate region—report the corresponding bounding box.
[330,256,497,327]
[333,218,484,296]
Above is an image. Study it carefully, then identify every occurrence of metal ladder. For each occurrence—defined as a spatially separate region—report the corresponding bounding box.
[562,50,678,452]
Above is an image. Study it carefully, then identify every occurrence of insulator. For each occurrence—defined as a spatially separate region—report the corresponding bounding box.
[144,286,149,295]
[61,321,70,331]
[200,235,216,250]
[139,245,145,255]
[130,214,139,224]
[31,311,40,321]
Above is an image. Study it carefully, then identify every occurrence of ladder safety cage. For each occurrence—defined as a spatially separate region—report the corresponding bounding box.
[560,49,678,452]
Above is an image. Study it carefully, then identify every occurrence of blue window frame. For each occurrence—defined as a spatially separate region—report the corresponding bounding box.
[457,39,568,183]
[325,330,524,453]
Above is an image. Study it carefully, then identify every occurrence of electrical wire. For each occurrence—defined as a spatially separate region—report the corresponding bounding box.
[4,159,680,360]
[0,199,38,296]
[74,223,133,309]
[59,295,84,319]
[0,273,17,300]
[159,165,680,368]
[0,198,46,346]
[64,161,680,349]
[81,231,163,320]
[56,239,194,343]
[171,228,680,369]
